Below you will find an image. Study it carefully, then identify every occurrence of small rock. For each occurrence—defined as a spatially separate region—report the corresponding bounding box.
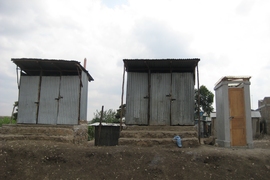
[204,136,215,145]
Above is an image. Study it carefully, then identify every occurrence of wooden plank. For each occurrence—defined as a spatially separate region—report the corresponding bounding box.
[229,88,246,146]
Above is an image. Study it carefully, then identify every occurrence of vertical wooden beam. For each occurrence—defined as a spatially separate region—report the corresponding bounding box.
[144,61,151,125]
[36,70,42,124]
[98,105,104,146]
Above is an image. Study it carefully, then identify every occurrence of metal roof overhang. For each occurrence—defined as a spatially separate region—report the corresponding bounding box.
[123,59,200,73]
[11,58,94,81]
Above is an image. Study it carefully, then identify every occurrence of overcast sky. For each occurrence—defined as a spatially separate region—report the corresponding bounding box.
[1,0,270,120]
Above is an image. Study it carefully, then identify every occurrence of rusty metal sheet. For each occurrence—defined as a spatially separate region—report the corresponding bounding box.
[125,72,148,125]
[150,73,171,125]
[17,76,39,123]
[171,73,194,125]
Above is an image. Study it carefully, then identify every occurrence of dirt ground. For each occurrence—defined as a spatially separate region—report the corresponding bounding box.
[0,136,270,180]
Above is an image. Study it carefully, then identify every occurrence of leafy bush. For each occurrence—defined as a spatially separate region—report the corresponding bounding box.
[88,126,95,141]
[0,116,16,127]
[91,109,120,123]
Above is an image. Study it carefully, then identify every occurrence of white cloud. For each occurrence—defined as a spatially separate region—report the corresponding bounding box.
[1,0,270,119]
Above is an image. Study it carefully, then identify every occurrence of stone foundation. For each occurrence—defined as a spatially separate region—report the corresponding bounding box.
[0,124,88,144]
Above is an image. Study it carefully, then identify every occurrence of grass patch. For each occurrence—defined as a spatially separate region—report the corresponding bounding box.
[0,116,16,127]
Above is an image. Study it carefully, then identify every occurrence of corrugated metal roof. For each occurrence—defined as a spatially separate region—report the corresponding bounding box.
[123,58,200,72]
[12,58,94,81]
[251,111,261,118]
[89,122,126,126]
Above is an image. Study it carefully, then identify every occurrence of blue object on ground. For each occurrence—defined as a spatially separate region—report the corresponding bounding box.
[173,135,182,148]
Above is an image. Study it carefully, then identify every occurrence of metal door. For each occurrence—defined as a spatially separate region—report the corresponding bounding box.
[171,73,194,125]
[57,76,80,124]
[17,76,39,123]
[125,72,148,125]
[150,73,171,125]
[229,88,247,146]
[38,76,60,124]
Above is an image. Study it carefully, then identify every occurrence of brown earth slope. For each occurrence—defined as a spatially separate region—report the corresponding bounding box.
[0,136,270,180]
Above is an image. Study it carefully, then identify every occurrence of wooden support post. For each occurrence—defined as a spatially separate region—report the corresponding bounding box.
[98,105,104,146]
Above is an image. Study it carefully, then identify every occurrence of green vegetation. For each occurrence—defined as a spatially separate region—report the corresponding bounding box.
[88,104,126,141]
[90,109,120,123]
[0,116,16,127]
[115,104,126,119]
[88,126,95,141]
[195,85,214,117]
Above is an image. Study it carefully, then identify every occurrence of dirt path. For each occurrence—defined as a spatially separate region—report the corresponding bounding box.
[0,136,270,180]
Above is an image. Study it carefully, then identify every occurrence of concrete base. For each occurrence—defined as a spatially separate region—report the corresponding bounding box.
[216,139,254,149]
[216,139,231,148]
[0,124,88,144]
[247,142,254,149]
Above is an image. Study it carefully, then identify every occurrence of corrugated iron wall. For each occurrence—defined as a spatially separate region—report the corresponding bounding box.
[126,72,148,125]
[38,76,60,124]
[125,72,195,126]
[171,73,194,125]
[17,75,82,125]
[150,73,171,125]
[57,76,80,124]
[17,76,39,124]
[80,72,88,121]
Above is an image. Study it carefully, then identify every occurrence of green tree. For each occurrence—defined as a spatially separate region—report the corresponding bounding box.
[115,104,126,119]
[90,109,119,123]
[195,85,214,117]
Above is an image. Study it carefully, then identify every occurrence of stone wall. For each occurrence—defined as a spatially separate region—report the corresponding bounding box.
[0,124,89,144]
[73,124,88,144]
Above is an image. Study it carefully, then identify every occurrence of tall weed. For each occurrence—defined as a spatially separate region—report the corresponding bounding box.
[0,116,16,127]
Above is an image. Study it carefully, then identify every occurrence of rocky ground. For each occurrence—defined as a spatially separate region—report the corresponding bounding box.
[0,136,270,180]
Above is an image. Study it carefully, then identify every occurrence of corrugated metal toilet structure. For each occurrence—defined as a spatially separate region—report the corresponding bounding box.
[214,76,253,148]
[119,59,200,147]
[0,58,94,144]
